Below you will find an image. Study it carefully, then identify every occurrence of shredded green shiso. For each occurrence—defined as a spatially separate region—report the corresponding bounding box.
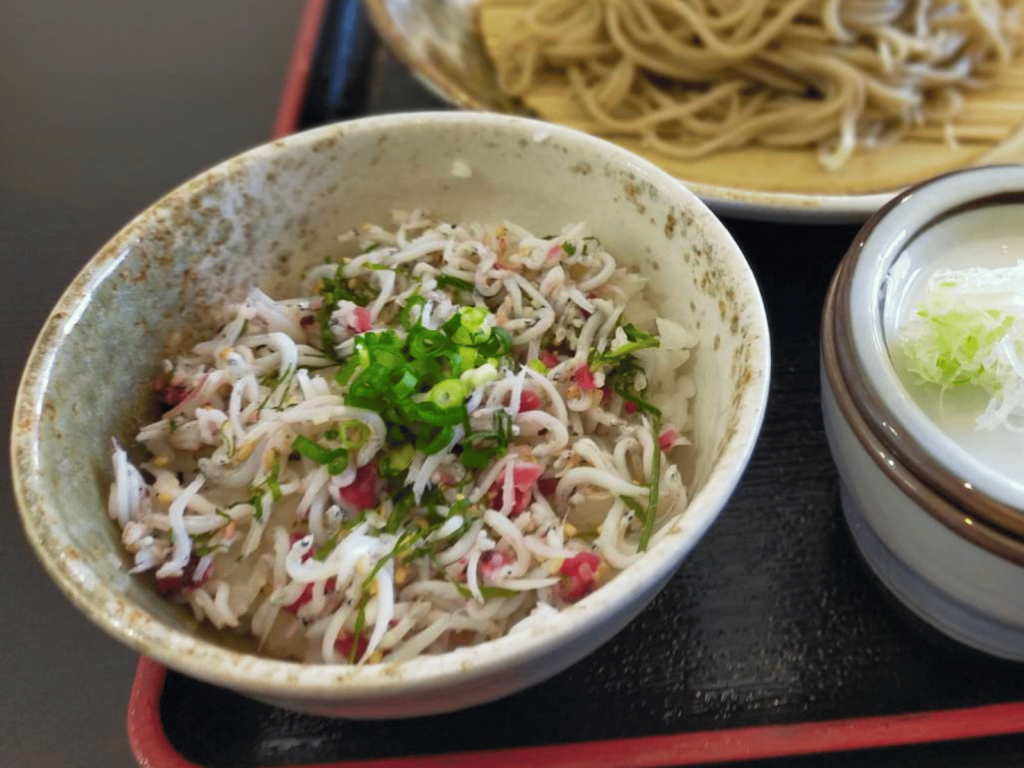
[899,261,1024,431]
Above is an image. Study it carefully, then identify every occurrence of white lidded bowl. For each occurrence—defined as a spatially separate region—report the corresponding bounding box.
[821,164,1024,660]
[11,112,770,717]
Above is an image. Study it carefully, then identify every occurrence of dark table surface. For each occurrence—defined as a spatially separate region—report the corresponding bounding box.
[5,2,1024,767]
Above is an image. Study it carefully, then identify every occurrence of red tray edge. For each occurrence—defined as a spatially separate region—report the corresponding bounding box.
[128,658,1024,768]
[271,0,329,141]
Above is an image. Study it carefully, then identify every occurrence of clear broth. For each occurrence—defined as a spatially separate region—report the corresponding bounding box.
[883,204,1024,483]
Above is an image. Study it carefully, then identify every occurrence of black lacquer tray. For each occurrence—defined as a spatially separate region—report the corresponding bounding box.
[128,2,1024,766]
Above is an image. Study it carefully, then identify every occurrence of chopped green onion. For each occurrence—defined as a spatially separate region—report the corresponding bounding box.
[460,411,513,468]
[383,398,418,429]
[417,425,454,454]
[410,356,444,382]
[314,534,339,561]
[266,455,282,501]
[327,451,350,476]
[454,346,479,375]
[339,420,372,450]
[384,424,410,446]
[590,324,660,369]
[316,266,374,363]
[363,329,401,348]
[251,492,265,522]
[582,236,601,255]
[614,384,662,418]
[528,359,550,374]
[292,435,349,474]
[436,273,475,291]
[460,363,500,390]
[329,295,520,472]
[335,356,361,387]
[416,402,465,427]
[385,492,416,533]
[408,327,450,359]
[346,378,385,410]
[451,307,490,346]
[362,364,392,391]
[192,532,223,556]
[460,442,494,469]
[390,365,420,399]
[609,355,662,418]
[428,379,467,408]
[478,326,512,357]
[292,435,334,464]
[370,346,403,370]
[455,583,519,600]
[460,306,488,330]
[452,325,482,346]
[383,443,415,475]
[399,295,426,330]
[561,242,577,256]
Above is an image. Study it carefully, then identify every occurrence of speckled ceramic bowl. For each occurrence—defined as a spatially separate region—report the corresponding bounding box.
[821,165,1024,660]
[12,112,770,717]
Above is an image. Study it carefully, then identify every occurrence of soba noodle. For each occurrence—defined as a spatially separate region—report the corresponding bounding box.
[495,0,1024,169]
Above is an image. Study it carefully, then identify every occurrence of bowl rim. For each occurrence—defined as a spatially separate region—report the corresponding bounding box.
[829,164,1024,540]
[11,111,771,702]
[821,256,1024,568]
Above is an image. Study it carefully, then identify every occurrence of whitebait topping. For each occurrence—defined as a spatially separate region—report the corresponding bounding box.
[109,211,698,664]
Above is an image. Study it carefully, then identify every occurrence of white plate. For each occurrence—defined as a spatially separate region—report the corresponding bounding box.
[364,0,1024,224]
[687,183,894,224]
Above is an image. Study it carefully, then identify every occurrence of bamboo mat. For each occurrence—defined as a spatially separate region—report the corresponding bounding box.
[478,0,1024,196]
